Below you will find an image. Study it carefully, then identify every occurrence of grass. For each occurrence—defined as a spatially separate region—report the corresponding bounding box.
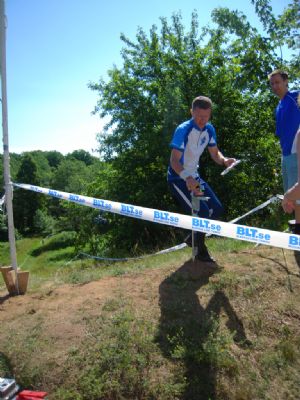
[0,235,300,399]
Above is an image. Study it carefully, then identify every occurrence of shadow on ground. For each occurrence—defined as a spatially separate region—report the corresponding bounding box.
[293,251,300,274]
[0,293,10,305]
[157,259,250,400]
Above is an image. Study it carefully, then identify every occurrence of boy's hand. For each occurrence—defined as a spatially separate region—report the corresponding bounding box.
[282,197,295,214]
[186,176,203,196]
[224,158,236,168]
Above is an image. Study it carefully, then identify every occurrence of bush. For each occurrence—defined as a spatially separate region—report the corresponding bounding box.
[30,231,76,256]
[33,209,56,236]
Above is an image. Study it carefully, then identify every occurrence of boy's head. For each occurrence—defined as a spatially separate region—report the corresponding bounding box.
[268,69,289,99]
[191,96,212,129]
[192,96,213,111]
[268,69,289,81]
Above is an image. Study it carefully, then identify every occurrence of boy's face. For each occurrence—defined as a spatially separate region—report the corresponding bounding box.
[269,74,288,99]
[191,107,211,129]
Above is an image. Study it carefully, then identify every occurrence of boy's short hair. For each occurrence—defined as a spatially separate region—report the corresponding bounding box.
[268,69,289,81]
[192,96,212,110]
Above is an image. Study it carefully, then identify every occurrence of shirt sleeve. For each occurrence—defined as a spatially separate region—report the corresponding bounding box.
[207,124,217,147]
[169,124,187,151]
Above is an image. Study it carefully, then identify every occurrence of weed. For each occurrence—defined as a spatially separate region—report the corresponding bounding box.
[0,352,12,377]
[242,274,263,298]
[277,340,297,364]
[57,307,186,400]
[247,309,264,336]
[102,298,124,312]
[207,270,240,297]
[196,315,238,374]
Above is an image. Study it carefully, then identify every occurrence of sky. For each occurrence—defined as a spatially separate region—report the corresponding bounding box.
[1,0,291,155]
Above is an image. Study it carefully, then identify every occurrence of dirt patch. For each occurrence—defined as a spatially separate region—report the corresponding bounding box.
[0,246,299,347]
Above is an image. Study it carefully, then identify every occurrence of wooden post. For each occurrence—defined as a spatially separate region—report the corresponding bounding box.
[0,266,29,295]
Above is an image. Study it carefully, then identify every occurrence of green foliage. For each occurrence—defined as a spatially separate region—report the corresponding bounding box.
[50,159,91,193]
[13,154,45,234]
[0,213,8,241]
[32,209,56,236]
[24,151,53,186]
[30,231,76,256]
[66,149,96,166]
[0,352,12,377]
[85,3,297,254]
[251,0,300,62]
[43,150,64,168]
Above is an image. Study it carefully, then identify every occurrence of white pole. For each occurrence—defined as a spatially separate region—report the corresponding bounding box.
[0,0,19,294]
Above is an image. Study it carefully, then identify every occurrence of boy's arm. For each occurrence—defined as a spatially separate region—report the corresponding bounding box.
[208,146,235,167]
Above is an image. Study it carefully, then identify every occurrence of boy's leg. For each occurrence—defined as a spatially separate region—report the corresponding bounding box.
[169,179,217,262]
[199,179,224,220]
[195,231,215,262]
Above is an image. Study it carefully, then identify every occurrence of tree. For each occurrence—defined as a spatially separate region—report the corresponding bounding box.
[24,151,53,187]
[44,150,64,169]
[251,0,300,77]
[50,158,98,194]
[13,154,44,234]
[66,149,95,166]
[86,4,298,254]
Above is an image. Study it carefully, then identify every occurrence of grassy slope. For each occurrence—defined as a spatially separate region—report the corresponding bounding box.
[0,236,299,400]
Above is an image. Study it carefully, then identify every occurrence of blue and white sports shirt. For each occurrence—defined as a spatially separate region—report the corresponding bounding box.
[167,118,217,181]
[275,90,300,156]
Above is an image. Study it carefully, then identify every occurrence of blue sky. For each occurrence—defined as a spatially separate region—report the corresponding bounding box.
[2,0,290,155]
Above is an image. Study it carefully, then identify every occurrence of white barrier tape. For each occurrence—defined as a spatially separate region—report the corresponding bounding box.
[79,244,187,262]
[228,196,280,224]
[13,183,300,252]
[79,252,145,262]
[0,194,5,212]
[221,159,241,176]
[205,195,280,238]
[63,243,188,265]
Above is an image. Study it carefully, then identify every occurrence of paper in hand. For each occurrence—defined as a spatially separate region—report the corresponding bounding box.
[221,159,241,176]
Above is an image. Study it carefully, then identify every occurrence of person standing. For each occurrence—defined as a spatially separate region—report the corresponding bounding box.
[167,96,236,262]
[269,70,300,232]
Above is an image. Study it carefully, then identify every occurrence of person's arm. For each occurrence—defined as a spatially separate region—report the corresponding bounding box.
[208,146,236,168]
[283,182,300,202]
[170,149,201,194]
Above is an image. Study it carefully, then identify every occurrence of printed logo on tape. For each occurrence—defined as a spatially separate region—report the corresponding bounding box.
[30,185,43,193]
[14,182,300,252]
[192,217,221,233]
[153,210,179,226]
[236,226,271,244]
[49,189,63,199]
[93,198,112,211]
[288,235,300,250]
[121,204,143,218]
[69,194,85,204]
